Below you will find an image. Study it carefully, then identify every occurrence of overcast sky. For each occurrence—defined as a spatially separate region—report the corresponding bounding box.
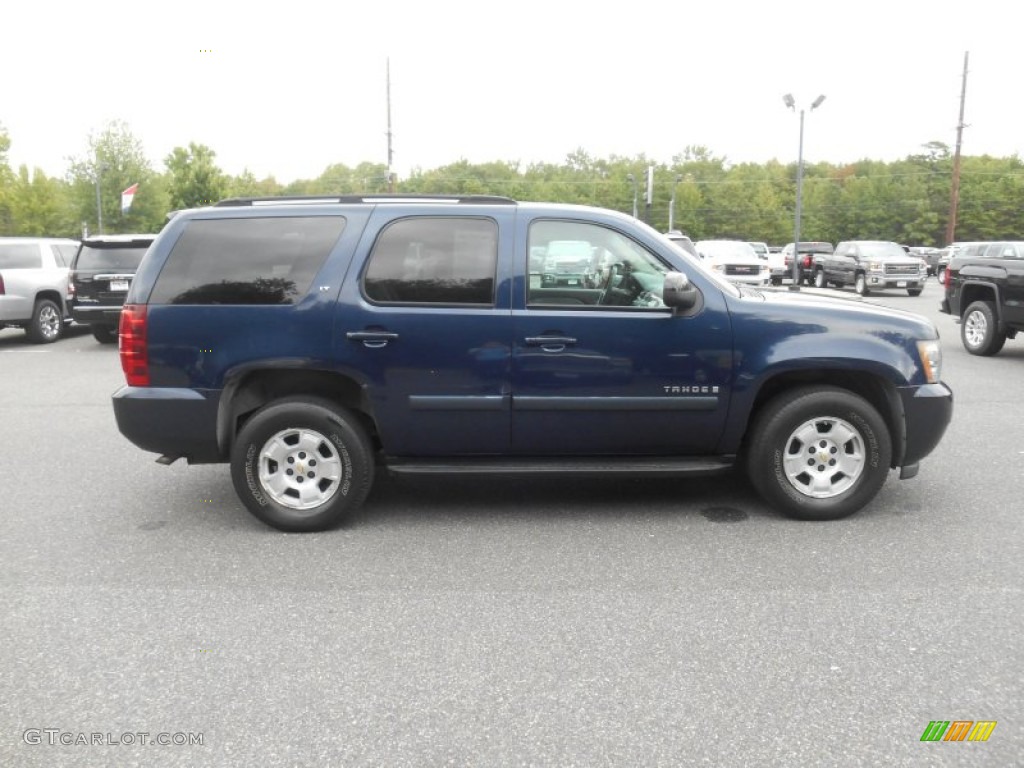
[4,1,1021,185]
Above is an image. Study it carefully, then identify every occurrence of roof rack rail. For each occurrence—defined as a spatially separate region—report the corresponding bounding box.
[213,194,517,207]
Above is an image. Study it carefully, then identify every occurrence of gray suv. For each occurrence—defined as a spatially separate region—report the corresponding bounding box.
[0,237,79,343]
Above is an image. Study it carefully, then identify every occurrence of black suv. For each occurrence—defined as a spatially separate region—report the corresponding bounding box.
[112,195,952,532]
[69,234,155,342]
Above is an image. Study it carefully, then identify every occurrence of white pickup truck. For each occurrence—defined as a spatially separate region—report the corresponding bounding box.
[0,237,80,343]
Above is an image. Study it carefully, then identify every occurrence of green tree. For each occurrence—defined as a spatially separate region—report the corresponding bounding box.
[165,142,228,209]
[0,124,16,234]
[8,166,76,237]
[66,120,167,235]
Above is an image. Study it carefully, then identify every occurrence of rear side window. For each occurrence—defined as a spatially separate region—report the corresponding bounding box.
[76,244,150,271]
[0,244,41,269]
[54,244,79,266]
[150,217,345,305]
[363,217,497,305]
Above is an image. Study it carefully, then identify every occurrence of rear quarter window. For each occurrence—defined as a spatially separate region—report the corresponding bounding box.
[149,217,346,305]
[0,244,42,269]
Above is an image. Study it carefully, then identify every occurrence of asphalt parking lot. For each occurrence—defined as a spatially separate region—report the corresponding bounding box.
[2,281,1021,767]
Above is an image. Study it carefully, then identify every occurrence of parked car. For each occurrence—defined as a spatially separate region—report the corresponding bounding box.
[694,239,770,285]
[813,240,927,296]
[777,241,834,285]
[69,234,156,343]
[0,236,79,343]
[940,241,1024,355]
[112,195,952,532]
[908,246,943,276]
[664,229,699,258]
[747,242,770,262]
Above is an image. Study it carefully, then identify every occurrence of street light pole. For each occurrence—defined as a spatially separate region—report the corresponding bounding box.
[784,93,825,289]
[94,161,109,234]
[626,173,638,219]
[668,174,682,231]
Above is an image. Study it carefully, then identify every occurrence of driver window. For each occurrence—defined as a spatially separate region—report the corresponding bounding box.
[527,220,669,309]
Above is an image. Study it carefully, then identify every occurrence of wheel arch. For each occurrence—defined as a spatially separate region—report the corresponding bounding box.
[740,370,905,469]
[958,281,1001,321]
[217,368,380,458]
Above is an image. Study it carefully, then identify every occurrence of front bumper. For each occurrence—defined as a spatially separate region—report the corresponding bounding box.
[898,382,953,467]
[866,273,925,290]
[112,386,224,464]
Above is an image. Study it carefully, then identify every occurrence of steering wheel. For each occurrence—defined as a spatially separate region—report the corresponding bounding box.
[598,262,622,305]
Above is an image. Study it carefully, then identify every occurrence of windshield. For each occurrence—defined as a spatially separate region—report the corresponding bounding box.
[76,245,150,271]
[858,242,908,260]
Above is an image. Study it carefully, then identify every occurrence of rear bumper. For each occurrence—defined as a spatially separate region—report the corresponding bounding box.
[112,386,224,463]
[899,382,953,467]
[72,305,123,326]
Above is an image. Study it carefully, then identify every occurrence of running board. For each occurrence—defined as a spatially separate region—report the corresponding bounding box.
[385,456,735,477]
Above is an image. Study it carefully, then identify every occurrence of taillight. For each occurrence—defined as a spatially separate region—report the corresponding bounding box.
[0,274,5,294]
[801,255,813,268]
[67,273,76,299]
[119,304,149,386]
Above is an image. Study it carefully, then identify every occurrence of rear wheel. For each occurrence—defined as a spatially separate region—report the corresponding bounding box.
[230,396,374,532]
[813,269,826,288]
[746,387,891,520]
[91,325,117,344]
[26,299,64,343]
[961,300,1006,356]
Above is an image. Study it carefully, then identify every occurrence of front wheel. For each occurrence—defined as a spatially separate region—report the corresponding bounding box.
[746,387,892,520]
[854,273,869,296]
[961,300,1006,356]
[26,299,64,343]
[230,397,374,531]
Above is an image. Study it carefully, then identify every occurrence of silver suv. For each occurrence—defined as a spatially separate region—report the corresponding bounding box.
[0,237,79,343]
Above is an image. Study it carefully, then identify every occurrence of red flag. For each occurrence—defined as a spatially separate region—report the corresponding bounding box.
[121,183,139,213]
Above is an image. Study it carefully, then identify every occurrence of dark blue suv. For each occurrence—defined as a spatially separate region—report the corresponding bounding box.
[113,195,953,531]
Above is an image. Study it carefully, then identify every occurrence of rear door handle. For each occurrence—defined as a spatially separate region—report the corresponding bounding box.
[347,331,399,349]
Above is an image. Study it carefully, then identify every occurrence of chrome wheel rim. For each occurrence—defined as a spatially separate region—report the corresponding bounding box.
[782,417,866,499]
[39,305,61,339]
[964,310,987,348]
[257,428,344,511]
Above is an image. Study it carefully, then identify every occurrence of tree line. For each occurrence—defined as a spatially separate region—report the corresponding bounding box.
[1,120,1022,246]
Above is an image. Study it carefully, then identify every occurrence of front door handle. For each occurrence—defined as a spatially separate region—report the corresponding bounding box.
[524,335,577,352]
[347,330,399,349]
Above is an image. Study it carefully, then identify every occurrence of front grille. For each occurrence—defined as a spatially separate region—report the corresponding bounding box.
[884,263,922,276]
[726,265,760,276]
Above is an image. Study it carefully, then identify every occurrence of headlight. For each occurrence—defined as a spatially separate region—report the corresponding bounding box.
[866,261,883,272]
[917,340,942,384]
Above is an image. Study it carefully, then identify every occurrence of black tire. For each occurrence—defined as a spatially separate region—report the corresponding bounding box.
[854,273,869,296]
[26,299,64,343]
[91,325,118,344]
[230,396,374,532]
[813,269,826,289]
[907,287,923,297]
[746,386,892,521]
[937,267,946,285]
[960,300,1006,356]
[770,277,782,286]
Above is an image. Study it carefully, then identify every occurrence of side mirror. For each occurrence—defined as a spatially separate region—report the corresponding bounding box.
[663,271,699,311]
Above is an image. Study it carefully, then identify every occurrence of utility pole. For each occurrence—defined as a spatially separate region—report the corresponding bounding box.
[386,58,395,193]
[945,51,969,246]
